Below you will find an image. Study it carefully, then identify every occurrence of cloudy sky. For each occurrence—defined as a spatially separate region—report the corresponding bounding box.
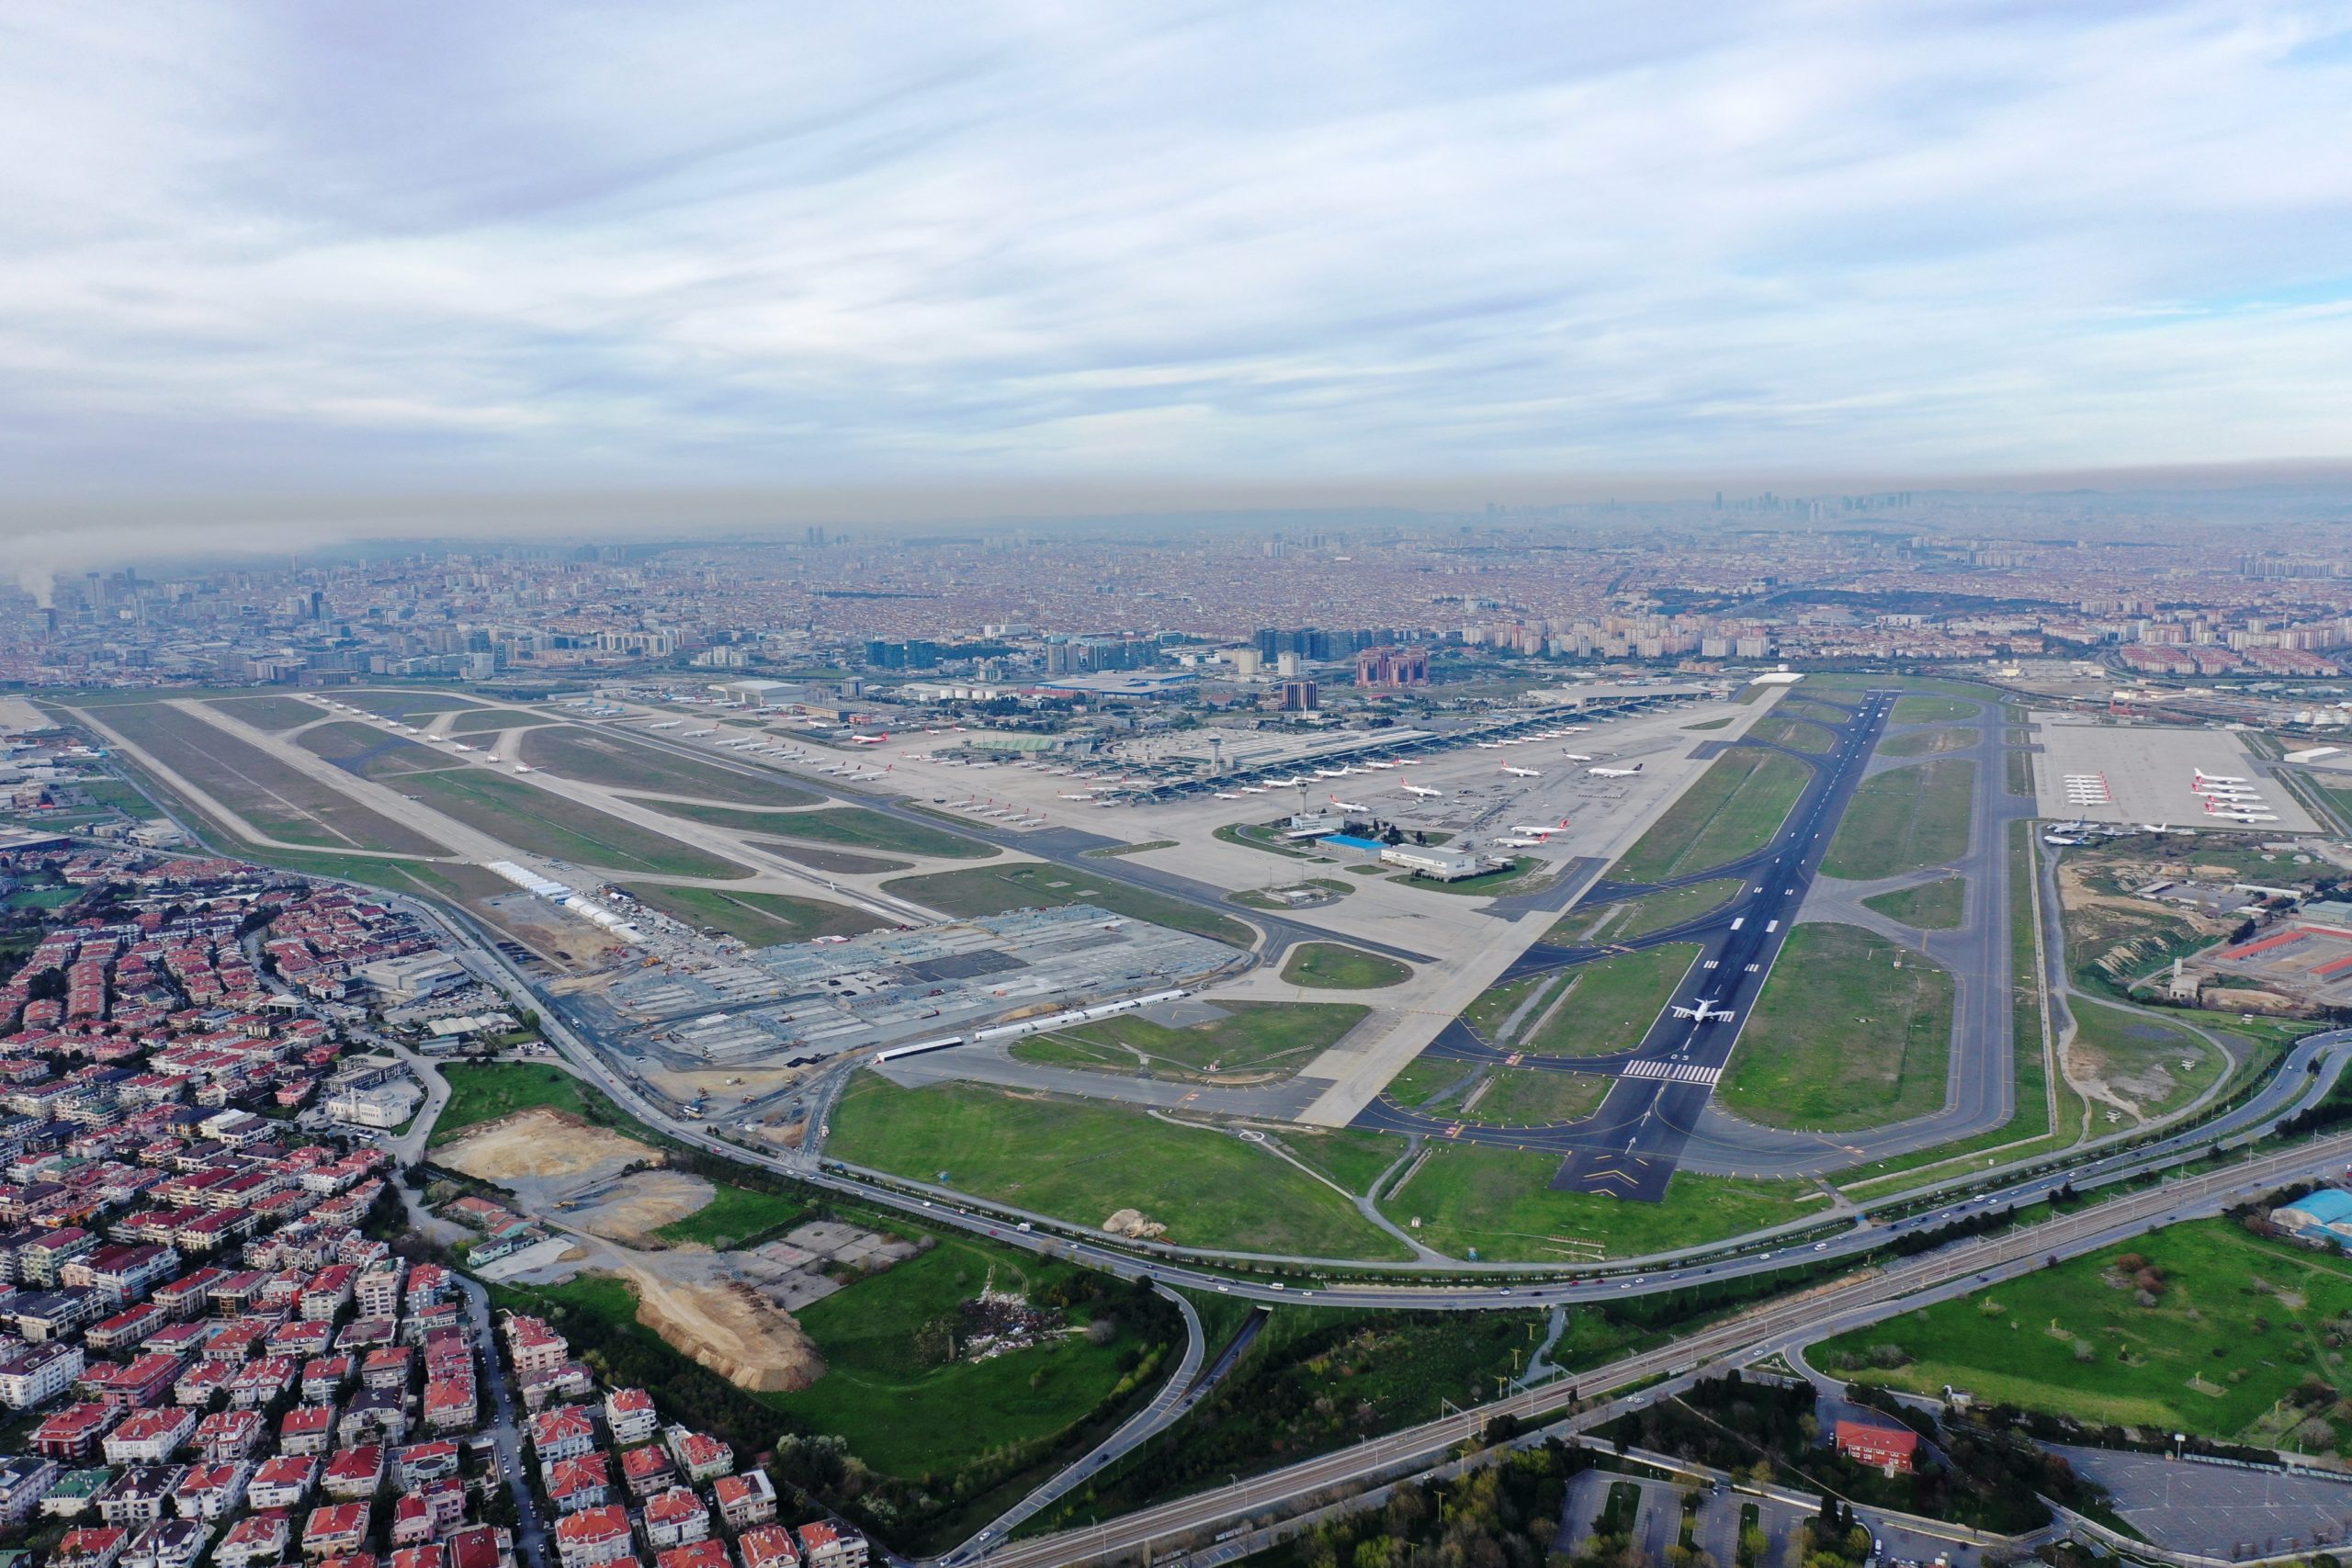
[3,0,2350,533]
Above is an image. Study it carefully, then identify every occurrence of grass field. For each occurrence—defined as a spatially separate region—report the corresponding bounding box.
[1891,695,1983,724]
[650,1183,810,1249]
[1084,840,1178,858]
[759,842,912,874]
[447,707,560,734]
[1745,716,1837,754]
[340,689,488,722]
[1778,699,1853,725]
[1861,876,1967,930]
[2007,750,2036,796]
[1822,758,1974,880]
[1813,1219,2352,1447]
[882,863,1253,947]
[91,701,452,855]
[631,797,994,859]
[298,722,468,778]
[429,1061,668,1147]
[1380,1055,1476,1109]
[1879,727,1977,758]
[204,694,326,731]
[1231,879,1352,910]
[2067,999,2222,1124]
[1381,1145,1813,1261]
[1271,1128,1409,1195]
[1563,878,1742,943]
[1611,750,1809,883]
[390,767,748,877]
[523,726,820,806]
[618,882,874,944]
[828,1076,1412,1260]
[1455,1066,1611,1125]
[1007,1001,1364,1083]
[1515,944,1702,1057]
[1279,942,1410,988]
[1717,923,1953,1132]
[775,1235,1143,1477]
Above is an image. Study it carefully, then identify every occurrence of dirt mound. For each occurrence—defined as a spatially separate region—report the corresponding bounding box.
[620,1262,823,1393]
[1102,1208,1167,1240]
[437,1110,658,1183]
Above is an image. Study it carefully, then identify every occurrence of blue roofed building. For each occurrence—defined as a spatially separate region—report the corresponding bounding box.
[2272,1189,2352,1246]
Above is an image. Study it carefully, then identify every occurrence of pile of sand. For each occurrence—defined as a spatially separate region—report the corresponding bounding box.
[1102,1208,1167,1240]
[570,1170,716,1246]
[436,1110,660,1183]
[621,1261,823,1393]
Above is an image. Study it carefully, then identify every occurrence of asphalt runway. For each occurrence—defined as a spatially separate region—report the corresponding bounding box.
[1353,689,1907,1198]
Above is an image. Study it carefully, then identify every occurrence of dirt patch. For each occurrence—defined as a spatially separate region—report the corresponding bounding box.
[564,1170,716,1246]
[618,1260,824,1393]
[437,1110,660,1183]
[1103,1208,1168,1240]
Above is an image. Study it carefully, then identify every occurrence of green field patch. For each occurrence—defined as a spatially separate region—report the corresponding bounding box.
[757,842,913,875]
[339,689,490,722]
[89,701,451,855]
[1382,1145,1812,1261]
[1455,1066,1610,1126]
[1611,750,1809,883]
[1279,942,1410,988]
[1269,1128,1409,1195]
[775,1235,1149,1478]
[1083,839,1177,858]
[205,694,327,731]
[1379,1055,1476,1109]
[629,796,993,859]
[430,1062,668,1148]
[1862,876,1967,931]
[1213,822,1316,860]
[524,727,820,806]
[447,707,560,735]
[1778,699,1853,725]
[650,1183,811,1250]
[883,863,1253,947]
[2068,1000,2222,1124]
[2007,750,2036,796]
[1746,716,1837,754]
[1880,727,1976,758]
[1006,1001,1365,1084]
[1891,695,1983,724]
[1717,923,1952,1132]
[386,768,748,878]
[1814,1219,2352,1446]
[830,1076,1410,1260]
[1822,758,1974,879]
[298,722,467,778]
[618,882,874,944]
[1516,944,1703,1058]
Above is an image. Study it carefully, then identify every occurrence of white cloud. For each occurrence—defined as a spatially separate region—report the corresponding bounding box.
[0,0,2346,513]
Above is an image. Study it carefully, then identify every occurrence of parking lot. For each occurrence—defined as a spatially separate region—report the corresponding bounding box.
[2031,716,2319,833]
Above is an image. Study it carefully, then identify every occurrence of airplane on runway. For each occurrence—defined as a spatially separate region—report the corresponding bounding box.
[684,728,715,737]
[1057,791,1095,800]
[1510,818,1572,838]
[1500,764,1542,778]
[2194,767,2249,784]
[2139,822,2191,834]
[1213,791,1241,799]
[849,733,890,745]
[1329,794,1371,812]
[1399,779,1443,797]
[1239,784,1268,794]
[1563,752,1593,761]
[1668,998,1736,1022]
[514,763,532,773]
[1588,762,1644,777]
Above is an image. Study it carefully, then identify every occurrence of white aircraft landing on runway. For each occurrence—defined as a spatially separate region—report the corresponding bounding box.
[1399,779,1443,797]
[1669,998,1736,1022]
[1500,763,1541,778]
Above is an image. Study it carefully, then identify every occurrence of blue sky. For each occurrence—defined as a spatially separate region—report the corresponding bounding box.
[2,0,2350,517]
